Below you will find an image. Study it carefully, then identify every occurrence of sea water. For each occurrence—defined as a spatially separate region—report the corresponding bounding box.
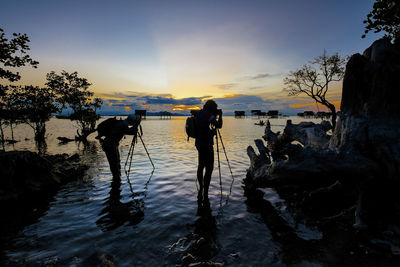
[2,116,322,266]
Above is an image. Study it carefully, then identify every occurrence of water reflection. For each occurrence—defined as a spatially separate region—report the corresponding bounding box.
[96,176,145,232]
[194,200,219,260]
[169,199,220,264]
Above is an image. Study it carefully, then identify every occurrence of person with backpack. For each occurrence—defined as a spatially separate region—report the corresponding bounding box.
[194,100,223,203]
[96,115,141,179]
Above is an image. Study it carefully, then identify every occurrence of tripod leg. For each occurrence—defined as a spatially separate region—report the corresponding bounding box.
[124,135,136,194]
[217,129,234,180]
[139,134,155,170]
[124,137,134,170]
[216,134,222,197]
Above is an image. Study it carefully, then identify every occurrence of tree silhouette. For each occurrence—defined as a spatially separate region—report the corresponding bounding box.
[284,51,346,130]
[46,71,103,141]
[12,85,58,143]
[362,0,400,42]
[0,28,39,146]
[2,87,23,141]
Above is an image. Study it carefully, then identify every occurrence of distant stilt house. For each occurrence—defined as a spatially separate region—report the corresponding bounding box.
[297,112,305,117]
[316,111,332,119]
[135,109,147,119]
[160,111,172,119]
[251,110,265,117]
[267,110,279,118]
[234,110,245,118]
[303,111,315,118]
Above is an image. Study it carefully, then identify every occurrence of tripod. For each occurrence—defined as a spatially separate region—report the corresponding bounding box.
[124,126,155,193]
[214,128,234,203]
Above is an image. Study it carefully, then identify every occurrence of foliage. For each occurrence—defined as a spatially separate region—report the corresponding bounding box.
[0,28,38,145]
[362,0,400,42]
[11,85,58,142]
[46,71,103,140]
[0,28,39,83]
[284,51,346,130]
[0,85,23,141]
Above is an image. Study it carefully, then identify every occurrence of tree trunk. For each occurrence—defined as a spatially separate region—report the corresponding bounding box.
[10,123,15,141]
[0,121,5,150]
[328,103,336,130]
[34,122,46,143]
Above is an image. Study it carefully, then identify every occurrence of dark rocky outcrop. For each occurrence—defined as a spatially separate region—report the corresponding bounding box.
[0,151,88,248]
[0,151,87,204]
[245,39,400,265]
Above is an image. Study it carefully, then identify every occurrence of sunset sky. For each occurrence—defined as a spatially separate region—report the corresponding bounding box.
[1,0,380,115]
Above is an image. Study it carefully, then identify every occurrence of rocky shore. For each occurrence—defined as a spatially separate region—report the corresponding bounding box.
[245,39,400,265]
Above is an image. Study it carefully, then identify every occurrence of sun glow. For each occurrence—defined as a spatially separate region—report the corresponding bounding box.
[172,105,201,111]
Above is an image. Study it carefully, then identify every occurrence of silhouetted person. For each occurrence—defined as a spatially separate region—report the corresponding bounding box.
[96,115,141,179]
[195,100,222,202]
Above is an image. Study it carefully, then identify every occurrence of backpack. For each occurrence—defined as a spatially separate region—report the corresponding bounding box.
[185,112,199,141]
[97,117,117,137]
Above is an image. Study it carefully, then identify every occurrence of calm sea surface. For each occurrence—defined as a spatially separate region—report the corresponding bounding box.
[2,116,322,266]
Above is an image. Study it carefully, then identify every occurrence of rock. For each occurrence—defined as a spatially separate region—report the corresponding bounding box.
[284,120,331,148]
[230,253,239,258]
[81,251,115,267]
[0,150,89,240]
[182,253,195,264]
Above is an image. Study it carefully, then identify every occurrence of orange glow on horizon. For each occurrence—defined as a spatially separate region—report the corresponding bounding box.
[223,94,241,98]
[172,105,201,111]
[290,100,341,111]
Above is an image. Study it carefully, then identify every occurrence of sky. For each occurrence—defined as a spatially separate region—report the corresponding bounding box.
[1,0,380,115]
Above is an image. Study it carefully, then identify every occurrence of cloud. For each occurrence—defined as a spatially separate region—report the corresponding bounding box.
[97,91,207,114]
[246,72,282,80]
[96,90,342,115]
[214,83,237,90]
[250,73,272,79]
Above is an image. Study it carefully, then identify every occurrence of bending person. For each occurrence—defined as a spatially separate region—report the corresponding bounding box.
[195,100,223,203]
[96,115,141,179]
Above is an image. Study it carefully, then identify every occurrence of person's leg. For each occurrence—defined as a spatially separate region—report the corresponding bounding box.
[103,140,121,179]
[197,148,205,201]
[203,146,214,200]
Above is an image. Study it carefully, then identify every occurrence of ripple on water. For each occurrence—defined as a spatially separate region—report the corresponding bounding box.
[3,116,324,265]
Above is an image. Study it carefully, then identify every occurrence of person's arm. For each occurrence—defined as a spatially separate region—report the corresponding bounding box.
[125,125,138,135]
[211,111,223,129]
[120,120,139,135]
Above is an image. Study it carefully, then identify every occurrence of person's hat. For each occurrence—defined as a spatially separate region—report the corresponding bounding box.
[126,114,141,126]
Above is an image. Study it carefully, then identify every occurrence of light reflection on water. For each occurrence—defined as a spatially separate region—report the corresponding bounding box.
[3,116,322,265]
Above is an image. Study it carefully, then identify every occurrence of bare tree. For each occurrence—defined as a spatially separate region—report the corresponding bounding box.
[284,51,346,130]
